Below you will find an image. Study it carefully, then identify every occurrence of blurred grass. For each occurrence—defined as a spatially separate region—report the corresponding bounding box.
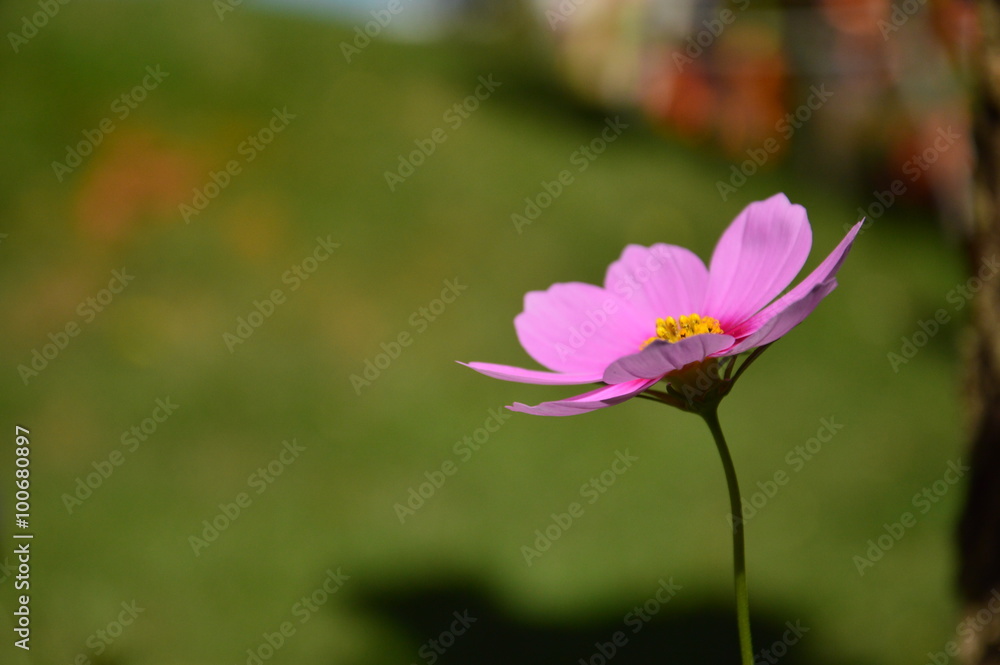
[0,1,967,664]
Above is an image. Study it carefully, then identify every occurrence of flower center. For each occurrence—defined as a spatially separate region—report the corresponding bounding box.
[640,314,723,349]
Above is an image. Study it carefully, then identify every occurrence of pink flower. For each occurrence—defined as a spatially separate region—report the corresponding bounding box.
[463,194,862,416]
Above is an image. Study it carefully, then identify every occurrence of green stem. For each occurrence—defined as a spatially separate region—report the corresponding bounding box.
[700,405,754,665]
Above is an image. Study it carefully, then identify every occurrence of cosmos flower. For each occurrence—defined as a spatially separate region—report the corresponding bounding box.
[463,193,861,416]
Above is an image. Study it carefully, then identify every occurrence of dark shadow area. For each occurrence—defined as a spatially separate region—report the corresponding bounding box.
[344,576,872,665]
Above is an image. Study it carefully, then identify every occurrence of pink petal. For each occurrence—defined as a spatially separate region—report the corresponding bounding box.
[729,220,863,339]
[460,361,603,385]
[602,333,735,384]
[703,193,813,329]
[515,282,646,374]
[724,280,837,354]
[508,377,660,416]
[603,244,709,321]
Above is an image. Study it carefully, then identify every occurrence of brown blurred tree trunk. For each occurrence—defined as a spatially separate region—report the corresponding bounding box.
[958,3,1000,663]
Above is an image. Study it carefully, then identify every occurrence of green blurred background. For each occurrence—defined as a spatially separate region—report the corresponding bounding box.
[0,1,973,663]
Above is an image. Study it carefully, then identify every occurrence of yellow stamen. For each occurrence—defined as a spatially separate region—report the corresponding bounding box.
[640,314,723,349]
